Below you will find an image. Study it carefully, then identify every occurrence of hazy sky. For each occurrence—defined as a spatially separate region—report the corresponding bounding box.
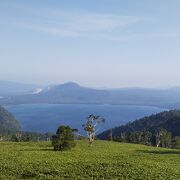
[0,0,180,88]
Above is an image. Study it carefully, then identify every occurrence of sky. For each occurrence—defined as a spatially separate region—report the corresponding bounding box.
[0,0,180,88]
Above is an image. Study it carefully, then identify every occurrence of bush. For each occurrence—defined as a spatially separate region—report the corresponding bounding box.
[52,126,76,151]
[172,136,180,149]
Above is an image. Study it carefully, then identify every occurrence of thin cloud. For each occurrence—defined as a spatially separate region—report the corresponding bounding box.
[8,4,180,41]
[106,33,180,41]
[11,5,141,38]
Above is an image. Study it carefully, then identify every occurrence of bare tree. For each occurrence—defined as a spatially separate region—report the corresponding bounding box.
[83,114,105,146]
[156,131,162,147]
[156,128,165,147]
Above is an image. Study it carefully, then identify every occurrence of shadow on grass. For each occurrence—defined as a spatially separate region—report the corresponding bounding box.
[19,148,54,152]
[137,150,180,155]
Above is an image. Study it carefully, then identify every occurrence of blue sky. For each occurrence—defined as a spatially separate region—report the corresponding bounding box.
[0,0,180,88]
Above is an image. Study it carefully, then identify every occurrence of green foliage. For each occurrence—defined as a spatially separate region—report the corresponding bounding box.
[155,128,172,148]
[0,141,179,179]
[10,131,53,142]
[104,128,175,148]
[98,110,180,142]
[0,106,21,134]
[52,126,76,151]
[172,136,180,149]
[77,134,86,140]
[126,131,152,145]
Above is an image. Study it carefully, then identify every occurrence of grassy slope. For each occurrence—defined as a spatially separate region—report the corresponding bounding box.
[0,140,179,179]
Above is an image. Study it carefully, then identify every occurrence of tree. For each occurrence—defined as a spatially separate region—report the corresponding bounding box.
[120,132,126,142]
[127,132,138,143]
[11,131,22,142]
[83,114,105,146]
[142,131,152,145]
[52,126,76,151]
[108,129,113,141]
[161,132,172,148]
[155,128,164,147]
[172,136,180,149]
[124,131,152,145]
[155,128,172,148]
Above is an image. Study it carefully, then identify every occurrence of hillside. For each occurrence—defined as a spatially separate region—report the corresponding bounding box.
[0,106,21,134]
[98,110,180,140]
[1,82,180,108]
[0,140,179,179]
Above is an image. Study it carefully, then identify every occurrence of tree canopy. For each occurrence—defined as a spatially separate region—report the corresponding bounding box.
[52,125,76,151]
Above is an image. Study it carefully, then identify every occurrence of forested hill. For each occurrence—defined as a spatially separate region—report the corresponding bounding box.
[98,110,180,140]
[0,106,21,134]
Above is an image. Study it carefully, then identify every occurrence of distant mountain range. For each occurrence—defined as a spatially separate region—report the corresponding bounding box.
[98,110,180,140]
[1,81,180,108]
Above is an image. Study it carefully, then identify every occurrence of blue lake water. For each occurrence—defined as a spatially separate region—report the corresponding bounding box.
[5,104,166,134]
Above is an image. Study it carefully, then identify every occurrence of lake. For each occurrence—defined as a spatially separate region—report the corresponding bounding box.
[5,104,166,134]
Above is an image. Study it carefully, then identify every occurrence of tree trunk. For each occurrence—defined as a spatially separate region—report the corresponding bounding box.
[88,134,95,146]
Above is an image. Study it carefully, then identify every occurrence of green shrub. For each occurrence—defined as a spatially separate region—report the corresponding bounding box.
[172,136,180,149]
[52,126,76,151]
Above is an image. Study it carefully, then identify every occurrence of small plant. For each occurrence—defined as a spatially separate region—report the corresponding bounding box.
[52,125,76,151]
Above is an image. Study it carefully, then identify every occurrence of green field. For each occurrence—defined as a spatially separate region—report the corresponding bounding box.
[0,141,179,179]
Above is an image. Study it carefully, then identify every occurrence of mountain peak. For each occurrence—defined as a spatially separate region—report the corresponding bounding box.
[59,82,80,88]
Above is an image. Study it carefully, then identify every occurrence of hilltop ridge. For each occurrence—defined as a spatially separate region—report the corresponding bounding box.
[98,110,180,140]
